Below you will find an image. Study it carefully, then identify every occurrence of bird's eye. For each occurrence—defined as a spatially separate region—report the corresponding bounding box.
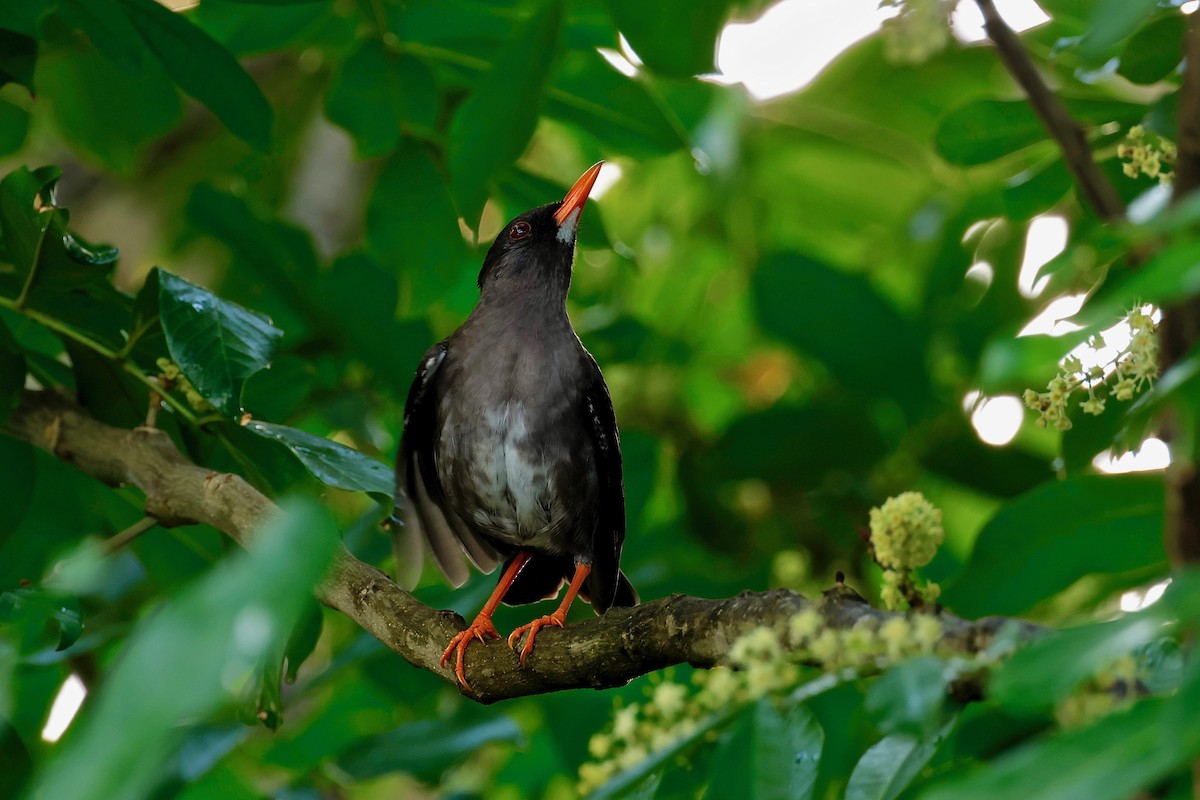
[510,221,531,240]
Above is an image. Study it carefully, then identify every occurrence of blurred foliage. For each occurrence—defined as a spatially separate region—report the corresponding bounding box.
[0,0,1198,798]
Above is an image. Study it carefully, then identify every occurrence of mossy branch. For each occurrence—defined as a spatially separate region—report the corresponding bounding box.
[5,389,1042,703]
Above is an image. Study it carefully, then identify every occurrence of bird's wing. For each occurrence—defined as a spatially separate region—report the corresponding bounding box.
[394,342,498,589]
[579,352,632,612]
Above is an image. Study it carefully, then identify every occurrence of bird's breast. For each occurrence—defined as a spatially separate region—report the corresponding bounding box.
[436,396,594,552]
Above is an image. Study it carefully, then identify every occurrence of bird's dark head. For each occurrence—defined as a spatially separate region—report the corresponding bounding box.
[477,162,603,301]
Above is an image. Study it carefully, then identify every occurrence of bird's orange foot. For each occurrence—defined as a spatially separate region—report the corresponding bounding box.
[441,614,500,691]
[507,611,567,667]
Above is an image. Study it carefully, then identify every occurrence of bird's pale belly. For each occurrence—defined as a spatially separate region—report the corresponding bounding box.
[438,401,582,552]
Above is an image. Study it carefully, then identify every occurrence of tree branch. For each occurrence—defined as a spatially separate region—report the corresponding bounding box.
[973,0,1126,221]
[1163,11,1200,566]
[5,390,1039,703]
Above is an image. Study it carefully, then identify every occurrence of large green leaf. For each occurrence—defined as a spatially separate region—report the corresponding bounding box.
[935,99,1143,166]
[447,0,562,224]
[846,718,955,800]
[366,145,467,310]
[0,165,59,297]
[943,474,1165,617]
[704,699,824,800]
[602,0,728,77]
[115,0,273,149]
[546,50,687,156]
[243,420,394,498]
[325,39,437,157]
[157,269,283,417]
[754,253,928,414]
[27,499,339,800]
[0,98,29,157]
[34,42,182,174]
[59,0,146,73]
[865,658,947,737]
[0,29,37,92]
[1117,12,1186,85]
[0,587,82,651]
[336,713,524,781]
[920,694,1200,800]
[1074,0,1161,64]
[989,573,1200,713]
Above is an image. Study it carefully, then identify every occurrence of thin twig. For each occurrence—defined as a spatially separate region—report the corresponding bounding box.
[100,516,159,555]
[973,0,1126,221]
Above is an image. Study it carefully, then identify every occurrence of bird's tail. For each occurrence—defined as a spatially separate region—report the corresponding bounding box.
[386,511,424,591]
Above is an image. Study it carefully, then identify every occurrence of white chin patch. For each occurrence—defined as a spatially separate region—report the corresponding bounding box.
[556,208,581,243]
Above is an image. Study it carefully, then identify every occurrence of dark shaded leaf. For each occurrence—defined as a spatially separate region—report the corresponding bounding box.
[1117,13,1186,85]
[243,420,393,498]
[447,0,562,224]
[935,99,1143,166]
[0,587,83,650]
[943,474,1165,617]
[1075,0,1161,64]
[0,29,37,92]
[336,713,524,781]
[116,0,273,149]
[366,146,467,309]
[602,0,728,77]
[326,40,438,157]
[990,573,1200,713]
[754,253,928,414]
[157,269,283,416]
[0,316,25,423]
[60,0,146,72]
[0,98,29,157]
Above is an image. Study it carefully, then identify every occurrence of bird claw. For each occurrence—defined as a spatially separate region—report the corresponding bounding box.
[441,615,500,691]
[507,612,566,667]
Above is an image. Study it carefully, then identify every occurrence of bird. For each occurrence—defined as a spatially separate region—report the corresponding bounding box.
[393,162,637,692]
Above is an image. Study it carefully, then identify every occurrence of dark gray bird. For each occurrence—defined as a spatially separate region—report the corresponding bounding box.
[393,163,637,691]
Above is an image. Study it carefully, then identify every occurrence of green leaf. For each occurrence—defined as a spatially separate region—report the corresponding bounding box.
[1079,240,1200,328]
[243,420,394,498]
[1075,0,1161,64]
[845,718,955,800]
[705,699,824,800]
[0,98,29,157]
[546,50,687,157]
[1002,158,1072,220]
[1117,13,1186,85]
[0,165,60,297]
[943,474,1165,617]
[0,316,25,423]
[34,42,182,174]
[325,40,438,157]
[920,695,1199,800]
[0,587,82,651]
[283,599,322,684]
[157,268,284,416]
[935,99,1143,166]
[865,658,947,737]
[447,0,562,225]
[366,145,467,309]
[28,499,339,800]
[0,435,36,544]
[0,30,37,92]
[60,0,146,73]
[602,0,728,77]
[754,253,928,414]
[336,713,524,781]
[990,573,1200,713]
[115,0,273,149]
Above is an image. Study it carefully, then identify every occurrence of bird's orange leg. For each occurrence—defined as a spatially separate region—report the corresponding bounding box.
[442,551,530,691]
[507,563,591,667]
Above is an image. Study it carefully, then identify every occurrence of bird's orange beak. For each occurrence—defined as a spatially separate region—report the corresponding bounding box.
[554,162,604,227]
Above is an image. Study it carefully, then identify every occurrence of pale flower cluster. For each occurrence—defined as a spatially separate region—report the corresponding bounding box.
[1023,308,1159,431]
[156,356,213,412]
[578,607,947,795]
[879,0,958,64]
[1118,125,1177,184]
